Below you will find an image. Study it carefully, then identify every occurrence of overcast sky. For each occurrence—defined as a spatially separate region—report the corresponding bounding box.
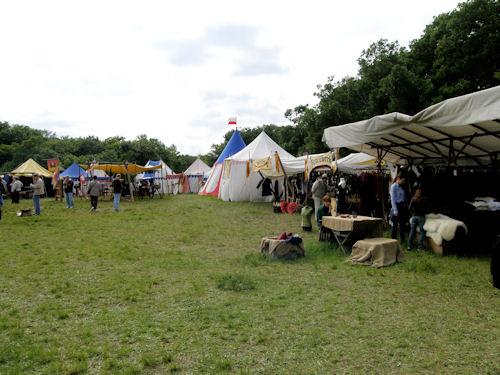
[0,0,461,155]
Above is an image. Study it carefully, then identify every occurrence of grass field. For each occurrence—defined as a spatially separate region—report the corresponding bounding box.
[0,194,499,374]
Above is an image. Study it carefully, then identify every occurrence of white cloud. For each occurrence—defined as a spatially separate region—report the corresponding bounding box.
[0,0,461,155]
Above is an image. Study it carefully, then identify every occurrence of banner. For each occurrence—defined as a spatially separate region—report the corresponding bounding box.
[52,170,59,188]
[223,160,231,179]
[252,157,271,172]
[310,152,333,172]
[47,158,59,173]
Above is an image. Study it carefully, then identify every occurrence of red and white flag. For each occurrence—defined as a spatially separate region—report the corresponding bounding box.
[228,117,237,125]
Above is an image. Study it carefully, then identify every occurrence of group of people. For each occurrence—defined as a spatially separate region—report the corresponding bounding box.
[305,170,430,252]
[0,173,125,217]
[390,171,430,251]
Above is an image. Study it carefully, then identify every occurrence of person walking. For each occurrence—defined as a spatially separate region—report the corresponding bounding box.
[11,176,23,204]
[311,173,328,227]
[63,175,74,208]
[112,174,123,211]
[87,175,100,211]
[30,173,45,215]
[390,172,409,242]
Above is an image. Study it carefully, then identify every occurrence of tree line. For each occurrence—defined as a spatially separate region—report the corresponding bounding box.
[1,0,498,173]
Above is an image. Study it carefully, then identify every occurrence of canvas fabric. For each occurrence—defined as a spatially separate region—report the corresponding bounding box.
[348,238,404,268]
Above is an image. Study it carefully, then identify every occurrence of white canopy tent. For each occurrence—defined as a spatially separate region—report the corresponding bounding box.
[219,131,295,202]
[135,160,176,195]
[336,153,391,175]
[322,85,500,168]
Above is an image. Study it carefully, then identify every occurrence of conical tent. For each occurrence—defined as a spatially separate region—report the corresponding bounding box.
[10,158,53,178]
[60,162,86,179]
[219,131,295,202]
[199,130,246,197]
[135,160,176,194]
[182,158,210,193]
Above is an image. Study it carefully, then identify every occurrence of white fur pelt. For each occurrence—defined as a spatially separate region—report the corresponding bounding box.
[423,214,468,246]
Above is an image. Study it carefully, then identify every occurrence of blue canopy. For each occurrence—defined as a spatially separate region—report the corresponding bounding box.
[140,160,160,179]
[215,130,246,164]
[60,162,86,179]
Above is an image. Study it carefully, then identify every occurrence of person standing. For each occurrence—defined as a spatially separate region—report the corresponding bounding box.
[87,175,100,211]
[11,176,23,204]
[112,174,123,211]
[62,175,74,208]
[407,188,429,251]
[30,173,45,215]
[390,172,409,242]
[311,173,328,227]
[0,179,4,220]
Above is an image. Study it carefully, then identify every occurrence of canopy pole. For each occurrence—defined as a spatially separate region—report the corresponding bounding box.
[376,148,387,224]
[276,152,293,201]
[125,162,134,202]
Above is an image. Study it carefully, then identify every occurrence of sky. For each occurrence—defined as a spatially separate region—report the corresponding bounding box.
[0,0,461,156]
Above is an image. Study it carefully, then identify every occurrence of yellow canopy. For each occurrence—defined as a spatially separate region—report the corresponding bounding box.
[80,163,162,175]
[10,158,53,178]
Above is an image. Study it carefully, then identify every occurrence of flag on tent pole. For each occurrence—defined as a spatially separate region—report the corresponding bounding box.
[228,117,237,125]
[47,158,59,173]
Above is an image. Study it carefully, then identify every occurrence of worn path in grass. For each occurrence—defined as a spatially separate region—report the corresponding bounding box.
[0,195,499,374]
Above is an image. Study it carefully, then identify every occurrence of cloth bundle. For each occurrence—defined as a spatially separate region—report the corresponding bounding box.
[260,234,305,260]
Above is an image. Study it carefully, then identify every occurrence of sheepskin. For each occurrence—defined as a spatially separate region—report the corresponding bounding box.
[423,214,468,246]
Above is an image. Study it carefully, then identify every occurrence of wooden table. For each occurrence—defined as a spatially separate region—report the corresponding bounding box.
[322,215,384,254]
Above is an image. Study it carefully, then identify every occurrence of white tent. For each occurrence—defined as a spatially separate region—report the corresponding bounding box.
[336,153,391,174]
[322,85,500,167]
[276,152,391,177]
[219,131,295,202]
[182,158,210,193]
[135,160,177,195]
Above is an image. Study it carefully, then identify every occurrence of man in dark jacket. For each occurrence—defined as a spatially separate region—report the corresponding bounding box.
[87,175,100,211]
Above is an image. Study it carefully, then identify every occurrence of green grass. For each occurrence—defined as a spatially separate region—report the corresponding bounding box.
[0,195,499,374]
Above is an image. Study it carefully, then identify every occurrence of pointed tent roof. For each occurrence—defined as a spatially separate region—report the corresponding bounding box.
[184,158,210,176]
[136,160,174,180]
[215,130,246,164]
[227,131,294,161]
[10,158,53,177]
[60,162,86,179]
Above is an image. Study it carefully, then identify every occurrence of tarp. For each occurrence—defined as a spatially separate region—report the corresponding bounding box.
[60,162,86,179]
[80,163,162,174]
[322,85,500,167]
[10,158,53,178]
[199,129,246,197]
[219,131,295,202]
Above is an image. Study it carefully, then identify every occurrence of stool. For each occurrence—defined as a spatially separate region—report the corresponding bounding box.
[348,238,403,268]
